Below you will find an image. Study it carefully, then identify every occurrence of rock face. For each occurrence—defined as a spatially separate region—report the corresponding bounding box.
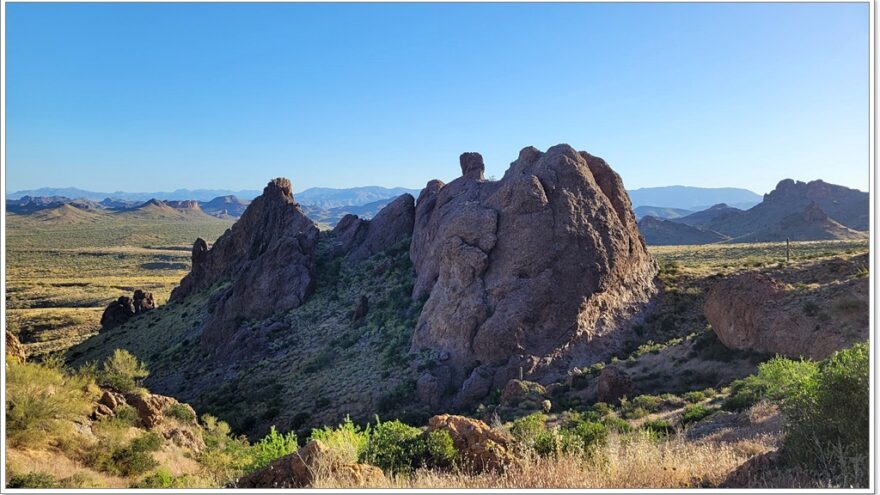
[704,255,869,359]
[596,366,636,404]
[638,215,728,245]
[237,440,387,488]
[170,179,320,349]
[5,331,26,363]
[426,414,514,471]
[410,145,658,406]
[331,193,415,262]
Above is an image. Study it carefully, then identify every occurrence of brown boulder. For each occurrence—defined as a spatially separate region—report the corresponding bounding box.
[410,145,658,406]
[170,179,320,352]
[124,392,178,428]
[704,266,868,359]
[499,379,547,407]
[5,331,26,363]
[237,440,386,488]
[99,296,135,331]
[426,414,514,471]
[132,289,156,314]
[597,366,636,404]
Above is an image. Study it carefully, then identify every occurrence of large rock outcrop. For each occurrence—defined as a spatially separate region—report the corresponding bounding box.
[5,331,26,363]
[704,254,869,359]
[100,289,156,331]
[410,145,658,406]
[331,193,415,262]
[170,178,320,349]
[425,414,514,472]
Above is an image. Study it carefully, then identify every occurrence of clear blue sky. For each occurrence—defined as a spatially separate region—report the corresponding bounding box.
[6,2,869,194]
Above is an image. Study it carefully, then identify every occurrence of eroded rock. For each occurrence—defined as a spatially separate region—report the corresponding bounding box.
[597,366,636,404]
[426,414,514,472]
[410,145,658,406]
[5,331,26,363]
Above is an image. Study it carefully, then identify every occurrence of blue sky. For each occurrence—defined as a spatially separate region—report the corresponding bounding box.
[6,2,869,194]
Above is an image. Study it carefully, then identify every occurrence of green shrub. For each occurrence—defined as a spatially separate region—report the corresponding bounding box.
[723,357,818,411]
[591,402,612,416]
[782,343,868,482]
[133,468,206,488]
[248,426,299,472]
[309,416,370,464]
[361,420,423,473]
[642,419,673,436]
[165,403,197,423]
[509,412,547,449]
[681,404,713,425]
[7,472,61,488]
[601,415,632,433]
[99,349,149,393]
[197,414,253,484]
[421,429,457,469]
[5,359,96,447]
[683,391,705,403]
[98,432,163,477]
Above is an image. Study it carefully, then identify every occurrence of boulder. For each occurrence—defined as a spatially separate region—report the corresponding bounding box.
[596,366,636,404]
[5,331,26,363]
[237,440,386,488]
[426,414,514,471]
[410,145,658,406]
[99,296,135,331]
[499,379,547,407]
[132,289,156,314]
[704,265,868,359]
[124,391,179,428]
[170,179,320,351]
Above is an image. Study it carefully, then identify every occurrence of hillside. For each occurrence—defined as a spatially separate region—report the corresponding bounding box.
[295,186,420,208]
[725,202,867,243]
[637,216,728,245]
[671,203,743,228]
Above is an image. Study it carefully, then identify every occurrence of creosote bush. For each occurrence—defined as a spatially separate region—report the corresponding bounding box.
[99,348,149,393]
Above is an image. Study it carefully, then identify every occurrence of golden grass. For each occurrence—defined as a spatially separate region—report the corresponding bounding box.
[310,431,775,489]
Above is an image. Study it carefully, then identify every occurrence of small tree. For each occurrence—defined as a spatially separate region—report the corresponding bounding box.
[100,349,149,393]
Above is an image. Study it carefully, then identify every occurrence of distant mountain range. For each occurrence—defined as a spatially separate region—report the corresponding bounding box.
[637,179,868,245]
[627,186,762,210]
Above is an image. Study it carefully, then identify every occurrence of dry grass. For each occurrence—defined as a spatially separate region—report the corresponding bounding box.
[310,431,775,489]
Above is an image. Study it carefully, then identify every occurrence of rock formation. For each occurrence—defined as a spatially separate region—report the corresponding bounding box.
[704,254,869,359]
[410,145,658,406]
[331,193,415,262]
[425,414,513,471]
[170,178,320,349]
[596,366,636,404]
[99,290,156,331]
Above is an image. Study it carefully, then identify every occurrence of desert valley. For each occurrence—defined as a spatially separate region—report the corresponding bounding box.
[4,145,869,489]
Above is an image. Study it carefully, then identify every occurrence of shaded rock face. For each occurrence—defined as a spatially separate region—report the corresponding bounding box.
[133,290,156,314]
[596,366,636,404]
[410,145,658,406]
[704,255,869,359]
[6,331,26,363]
[170,179,320,350]
[331,194,415,262]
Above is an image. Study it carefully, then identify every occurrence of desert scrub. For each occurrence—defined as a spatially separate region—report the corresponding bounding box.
[247,425,299,472]
[309,416,370,465]
[680,404,714,425]
[509,412,548,450]
[5,358,97,447]
[90,432,164,477]
[197,414,254,484]
[99,348,149,393]
[165,403,197,423]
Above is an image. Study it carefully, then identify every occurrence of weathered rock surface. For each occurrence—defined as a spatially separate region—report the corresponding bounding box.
[426,414,514,471]
[170,179,320,349]
[100,296,135,331]
[5,331,26,363]
[331,193,415,262]
[499,379,547,407]
[704,254,869,359]
[124,391,189,428]
[237,440,387,488]
[596,366,636,404]
[410,145,658,406]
